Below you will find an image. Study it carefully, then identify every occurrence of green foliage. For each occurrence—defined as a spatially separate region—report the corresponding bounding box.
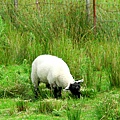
[0,0,120,119]
[0,0,119,91]
[95,93,120,120]
[0,63,33,99]
[0,0,89,65]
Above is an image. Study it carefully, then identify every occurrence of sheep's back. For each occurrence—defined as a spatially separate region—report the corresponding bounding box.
[34,55,71,84]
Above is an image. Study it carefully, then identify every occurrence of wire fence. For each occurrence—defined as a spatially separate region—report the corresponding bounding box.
[0,0,120,36]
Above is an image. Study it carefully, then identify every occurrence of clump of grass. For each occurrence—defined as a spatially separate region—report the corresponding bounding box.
[37,99,64,114]
[81,88,96,98]
[67,108,81,120]
[36,83,51,99]
[16,99,28,112]
[108,58,120,88]
[67,100,82,120]
[52,109,65,117]
[95,94,120,120]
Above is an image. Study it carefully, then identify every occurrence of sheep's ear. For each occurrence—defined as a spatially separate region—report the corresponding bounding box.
[75,79,84,83]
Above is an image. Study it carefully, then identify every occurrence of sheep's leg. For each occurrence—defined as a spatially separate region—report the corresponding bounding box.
[53,87,58,98]
[50,84,61,98]
[77,92,80,98]
[31,71,39,98]
[46,83,51,89]
[58,87,62,98]
[34,86,40,98]
[34,87,40,98]
[32,78,40,98]
[53,87,62,98]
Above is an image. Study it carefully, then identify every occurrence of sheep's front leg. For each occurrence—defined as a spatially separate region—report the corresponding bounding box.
[46,83,51,89]
[77,91,80,98]
[53,87,62,98]
[50,84,62,98]
[58,87,62,98]
[53,87,58,98]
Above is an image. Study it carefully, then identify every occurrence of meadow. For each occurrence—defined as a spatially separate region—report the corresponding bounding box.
[0,0,120,119]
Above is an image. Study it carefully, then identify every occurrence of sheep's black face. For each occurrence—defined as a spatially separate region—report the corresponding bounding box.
[69,82,81,98]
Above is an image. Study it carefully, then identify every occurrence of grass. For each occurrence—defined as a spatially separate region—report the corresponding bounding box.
[0,90,119,120]
[0,0,120,119]
[0,65,120,119]
[95,94,120,119]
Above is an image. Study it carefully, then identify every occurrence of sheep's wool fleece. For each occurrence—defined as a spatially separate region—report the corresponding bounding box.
[31,55,74,88]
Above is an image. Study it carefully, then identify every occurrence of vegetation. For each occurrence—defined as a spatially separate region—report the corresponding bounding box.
[0,0,120,119]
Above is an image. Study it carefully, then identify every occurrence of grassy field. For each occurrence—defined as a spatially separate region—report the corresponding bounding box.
[0,0,120,119]
[0,63,120,120]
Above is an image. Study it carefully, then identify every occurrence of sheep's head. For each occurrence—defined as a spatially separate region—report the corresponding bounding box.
[65,79,84,98]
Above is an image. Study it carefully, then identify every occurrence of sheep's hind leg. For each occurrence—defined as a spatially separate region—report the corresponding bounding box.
[34,80,40,98]
[34,87,40,98]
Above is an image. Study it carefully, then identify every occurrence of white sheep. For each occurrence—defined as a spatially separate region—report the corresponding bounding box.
[31,54,83,98]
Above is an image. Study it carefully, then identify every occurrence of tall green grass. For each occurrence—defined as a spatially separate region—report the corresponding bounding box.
[0,0,120,93]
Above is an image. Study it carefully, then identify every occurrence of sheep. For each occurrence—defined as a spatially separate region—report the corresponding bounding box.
[31,54,84,98]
